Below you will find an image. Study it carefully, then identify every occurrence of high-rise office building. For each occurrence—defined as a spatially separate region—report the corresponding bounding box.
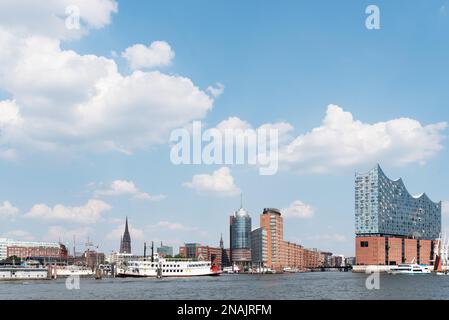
[260,208,283,270]
[355,165,441,265]
[251,227,267,268]
[230,205,252,269]
[119,217,132,254]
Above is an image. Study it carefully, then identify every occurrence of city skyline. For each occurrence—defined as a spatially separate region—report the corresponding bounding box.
[1,1,449,257]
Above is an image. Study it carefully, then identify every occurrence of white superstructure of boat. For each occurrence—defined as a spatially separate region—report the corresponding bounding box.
[116,253,221,278]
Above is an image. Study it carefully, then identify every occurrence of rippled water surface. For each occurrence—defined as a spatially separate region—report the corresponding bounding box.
[1,272,448,300]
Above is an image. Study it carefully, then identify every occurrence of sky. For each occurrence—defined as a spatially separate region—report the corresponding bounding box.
[0,0,449,257]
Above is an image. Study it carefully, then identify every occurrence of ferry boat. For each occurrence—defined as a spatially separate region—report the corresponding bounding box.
[0,266,48,280]
[388,264,432,275]
[116,253,221,278]
[55,265,94,277]
[222,264,240,274]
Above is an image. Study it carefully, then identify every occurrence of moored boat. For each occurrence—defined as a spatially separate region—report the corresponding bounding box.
[0,266,48,280]
[55,265,94,277]
[387,264,432,275]
[117,253,221,278]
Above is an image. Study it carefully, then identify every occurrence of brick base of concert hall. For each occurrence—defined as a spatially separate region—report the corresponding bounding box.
[355,236,436,266]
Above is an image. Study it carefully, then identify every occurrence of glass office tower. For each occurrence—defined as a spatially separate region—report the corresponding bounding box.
[230,206,252,268]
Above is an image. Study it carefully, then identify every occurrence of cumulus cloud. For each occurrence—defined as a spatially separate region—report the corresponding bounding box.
[45,226,94,242]
[94,180,166,201]
[0,201,19,219]
[0,4,215,158]
[212,106,446,174]
[122,41,175,70]
[146,221,210,241]
[25,199,112,224]
[206,83,225,98]
[0,0,118,40]
[0,100,21,127]
[282,200,315,219]
[106,221,145,241]
[183,167,240,197]
[2,230,34,241]
[280,105,447,173]
[216,117,294,145]
[155,221,192,231]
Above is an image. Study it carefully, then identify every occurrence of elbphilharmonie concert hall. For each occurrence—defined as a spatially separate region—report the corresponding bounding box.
[355,165,442,266]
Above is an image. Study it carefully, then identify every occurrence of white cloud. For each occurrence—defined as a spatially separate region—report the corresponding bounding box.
[0,5,215,158]
[155,221,192,231]
[183,167,240,197]
[25,199,112,224]
[1,230,34,241]
[45,226,94,243]
[280,105,447,173]
[206,83,225,98]
[282,200,315,219]
[0,100,22,127]
[214,106,446,174]
[94,180,166,201]
[216,117,252,132]
[122,41,175,70]
[0,0,118,40]
[146,221,210,240]
[216,117,294,144]
[0,201,19,219]
[106,221,145,241]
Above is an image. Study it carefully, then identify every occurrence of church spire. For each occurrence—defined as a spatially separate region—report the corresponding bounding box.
[120,216,132,254]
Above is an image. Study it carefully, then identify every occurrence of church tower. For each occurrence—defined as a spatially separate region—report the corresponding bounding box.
[119,216,132,254]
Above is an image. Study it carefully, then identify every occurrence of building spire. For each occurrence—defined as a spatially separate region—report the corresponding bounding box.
[120,216,132,254]
[240,192,243,209]
[125,216,129,233]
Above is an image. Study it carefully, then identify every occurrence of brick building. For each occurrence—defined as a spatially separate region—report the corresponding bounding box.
[179,243,222,267]
[6,244,68,261]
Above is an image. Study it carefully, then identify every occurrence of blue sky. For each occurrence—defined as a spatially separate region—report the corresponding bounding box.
[0,0,448,256]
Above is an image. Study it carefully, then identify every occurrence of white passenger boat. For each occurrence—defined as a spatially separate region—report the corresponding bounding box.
[117,253,221,278]
[388,264,432,275]
[0,267,48,280]
[222,264,240,274]
[55,265,94,277]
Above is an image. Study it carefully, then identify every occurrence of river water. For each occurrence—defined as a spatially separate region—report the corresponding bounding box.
[0,272,447,300]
